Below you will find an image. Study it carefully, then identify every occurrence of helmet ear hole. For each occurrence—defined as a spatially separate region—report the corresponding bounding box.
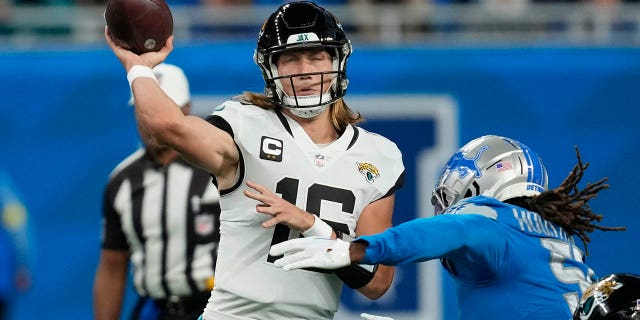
[464,189,473,198]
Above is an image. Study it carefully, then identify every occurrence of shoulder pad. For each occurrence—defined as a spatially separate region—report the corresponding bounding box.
[445,197,499,220]
[231,94,253,105]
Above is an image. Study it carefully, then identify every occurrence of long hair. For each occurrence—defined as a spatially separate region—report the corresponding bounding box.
[241,91,364,133]
[506,147,626,255]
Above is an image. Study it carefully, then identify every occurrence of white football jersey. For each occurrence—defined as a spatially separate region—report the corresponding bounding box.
[202,100,405,320]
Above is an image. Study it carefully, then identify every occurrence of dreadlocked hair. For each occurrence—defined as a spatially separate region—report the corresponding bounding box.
[506,147,625,255]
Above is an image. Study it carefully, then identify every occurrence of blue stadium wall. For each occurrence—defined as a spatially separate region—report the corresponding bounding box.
[0,42,638,320]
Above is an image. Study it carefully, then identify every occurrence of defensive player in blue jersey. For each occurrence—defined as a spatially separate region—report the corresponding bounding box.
[270,135,626,320]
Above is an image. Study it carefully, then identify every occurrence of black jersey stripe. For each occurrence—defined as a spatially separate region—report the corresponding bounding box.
[218,148,245,197]
[130,166,149,296]
[159,169,170,297]
[378,169,406,200]
[274,108,293,137]
[102,151,220,299]
[185,165,213,293]
[347,125,359,150]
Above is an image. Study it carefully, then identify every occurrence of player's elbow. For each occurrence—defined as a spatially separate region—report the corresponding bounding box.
[145,117,184,146]
[358,279,391,300]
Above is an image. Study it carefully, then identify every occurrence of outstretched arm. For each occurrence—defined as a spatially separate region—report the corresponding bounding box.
[271,213,506,268]
[357,213,505,266]
[104,27,239,187]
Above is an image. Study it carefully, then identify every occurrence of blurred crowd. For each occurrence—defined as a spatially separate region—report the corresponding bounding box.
[1,0,636,8]
[0,0,638,45]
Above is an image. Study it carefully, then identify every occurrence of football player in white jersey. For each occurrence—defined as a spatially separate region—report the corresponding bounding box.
[105,1,405,319]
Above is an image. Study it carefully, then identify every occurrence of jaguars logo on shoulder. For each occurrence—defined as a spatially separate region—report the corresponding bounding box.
[357,162,380,183]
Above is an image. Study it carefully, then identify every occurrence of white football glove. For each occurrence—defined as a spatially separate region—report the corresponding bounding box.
[360,313,395,320]
[269,237,351,270]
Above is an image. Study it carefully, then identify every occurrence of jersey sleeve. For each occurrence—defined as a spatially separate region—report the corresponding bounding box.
[382,141,405,199]
[100,182,129,251]
[365,130,405,201]
[357,213,507,270]
[206,100,244,136]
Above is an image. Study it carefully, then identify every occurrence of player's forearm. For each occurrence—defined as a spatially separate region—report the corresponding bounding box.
[356,264,393,300]
[132,77,185,143]
[350,241,368,263]
[93,277,125,320]
[93,251,128,320]
[93,300,123,320]
[356,215,467,265]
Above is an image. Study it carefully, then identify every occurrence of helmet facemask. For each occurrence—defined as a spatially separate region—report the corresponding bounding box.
[254,1,352,118]
[256,42,351,118]
[431,166,476,215]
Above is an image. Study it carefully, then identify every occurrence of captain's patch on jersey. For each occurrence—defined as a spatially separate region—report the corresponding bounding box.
[260,136,283,162]
[357,162,380,183]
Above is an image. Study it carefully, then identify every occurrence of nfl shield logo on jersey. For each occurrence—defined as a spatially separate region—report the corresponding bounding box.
[195,214,214,236]
[315,154,326,167]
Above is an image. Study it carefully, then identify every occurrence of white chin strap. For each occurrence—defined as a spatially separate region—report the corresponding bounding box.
[282,92,332,118]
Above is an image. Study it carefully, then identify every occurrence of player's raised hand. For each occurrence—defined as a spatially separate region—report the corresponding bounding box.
[269,237,351,270]
[104,26,173,72]
[244,180,315,232]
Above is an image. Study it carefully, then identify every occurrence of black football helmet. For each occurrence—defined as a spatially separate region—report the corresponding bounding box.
[573,273,640,320]
[254,1,352,118]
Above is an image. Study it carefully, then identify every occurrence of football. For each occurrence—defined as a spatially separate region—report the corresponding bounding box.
[105,0,173,55]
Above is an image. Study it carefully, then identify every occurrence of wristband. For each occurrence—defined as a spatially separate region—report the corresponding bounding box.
[302,215,333,238]
[127,65,157,88]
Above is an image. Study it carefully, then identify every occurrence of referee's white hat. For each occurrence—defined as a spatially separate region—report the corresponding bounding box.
[129,63,191,107]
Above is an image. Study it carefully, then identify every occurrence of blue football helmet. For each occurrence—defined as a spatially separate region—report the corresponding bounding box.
[573,273,640,320]
[254,1,352,118]
[431,135,548,214]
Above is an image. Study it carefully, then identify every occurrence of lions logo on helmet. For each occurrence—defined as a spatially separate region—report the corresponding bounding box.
[431,135,548,214]
[448,145,488,179]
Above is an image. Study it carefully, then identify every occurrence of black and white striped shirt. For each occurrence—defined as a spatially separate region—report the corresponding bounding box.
[101,149,220,299]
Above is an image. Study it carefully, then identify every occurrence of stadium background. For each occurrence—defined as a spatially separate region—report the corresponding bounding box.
[1,39,638,318]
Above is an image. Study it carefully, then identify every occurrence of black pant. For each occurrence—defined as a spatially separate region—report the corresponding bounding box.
[130,292,210,320]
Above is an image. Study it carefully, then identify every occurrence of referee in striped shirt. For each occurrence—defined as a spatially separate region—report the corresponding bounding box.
[93,64,220,320]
